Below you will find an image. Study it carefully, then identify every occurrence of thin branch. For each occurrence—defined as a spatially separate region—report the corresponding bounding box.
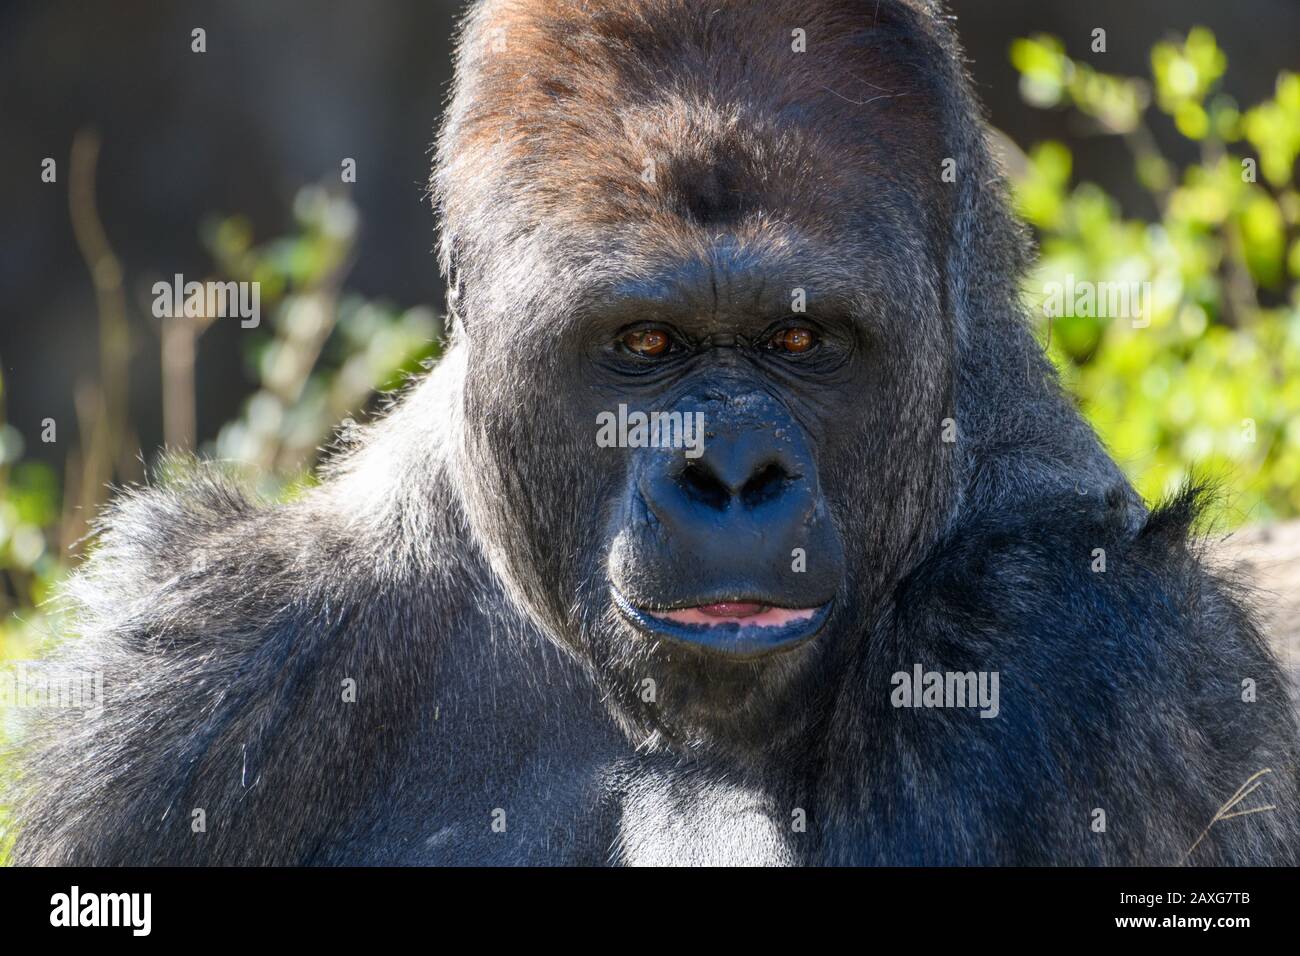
[1182,768,1275,863]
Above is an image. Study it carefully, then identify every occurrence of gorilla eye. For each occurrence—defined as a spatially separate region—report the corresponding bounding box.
[622,328,671,357]
[770,327,818,354]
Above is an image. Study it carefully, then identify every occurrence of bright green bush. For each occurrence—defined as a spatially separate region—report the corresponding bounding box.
[1010,29,1300,525]
[0,371,69,862]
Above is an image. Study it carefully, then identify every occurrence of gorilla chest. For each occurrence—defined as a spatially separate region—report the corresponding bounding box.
[613,771,802,866]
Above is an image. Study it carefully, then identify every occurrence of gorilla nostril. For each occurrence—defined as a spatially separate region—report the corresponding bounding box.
[679,461,731,510]
[741,462,791,507]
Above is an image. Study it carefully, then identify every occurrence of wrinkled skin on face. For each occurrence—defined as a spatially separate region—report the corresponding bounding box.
[443,0,958,755]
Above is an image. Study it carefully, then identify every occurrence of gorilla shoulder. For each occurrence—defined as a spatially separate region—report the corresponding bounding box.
[8,463,470,865]
[827,486,1300,865]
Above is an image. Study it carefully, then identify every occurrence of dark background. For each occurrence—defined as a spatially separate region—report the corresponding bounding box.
[2,0,1298,471]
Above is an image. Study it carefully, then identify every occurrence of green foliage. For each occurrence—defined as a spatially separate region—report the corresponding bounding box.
[0,372,69,862]
[1011,34,1149,134]
[0,381,66,664]
[203,186,443,496]
[1011,29,1300,524]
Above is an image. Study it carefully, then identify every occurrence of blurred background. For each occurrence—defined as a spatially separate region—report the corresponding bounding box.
[1,0,1299,855]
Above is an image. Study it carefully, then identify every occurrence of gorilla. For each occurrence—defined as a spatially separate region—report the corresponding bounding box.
[9,0,1300,865]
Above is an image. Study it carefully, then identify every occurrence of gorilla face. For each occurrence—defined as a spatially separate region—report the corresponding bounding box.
[443,0,958,754]
[600,261,850,660]
[457,232,953,753]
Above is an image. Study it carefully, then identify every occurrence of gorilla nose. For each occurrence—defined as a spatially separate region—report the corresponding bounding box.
[641,428,816,545]
[672,435,803,514]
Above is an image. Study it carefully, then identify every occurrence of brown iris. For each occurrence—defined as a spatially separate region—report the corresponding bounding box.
[622,328,670,356]
[772,327,816,353]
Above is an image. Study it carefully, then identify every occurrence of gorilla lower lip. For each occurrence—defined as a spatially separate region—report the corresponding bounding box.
[662,604,817,627]
[611,589,830,657]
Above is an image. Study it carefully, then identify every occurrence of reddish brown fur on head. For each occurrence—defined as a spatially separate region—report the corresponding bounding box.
[435,0,950,294]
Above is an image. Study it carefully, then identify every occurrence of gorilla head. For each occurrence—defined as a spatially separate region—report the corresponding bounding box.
[434,0,968,755]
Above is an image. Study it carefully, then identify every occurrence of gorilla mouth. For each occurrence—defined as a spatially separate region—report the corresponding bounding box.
[611,588,831,659]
